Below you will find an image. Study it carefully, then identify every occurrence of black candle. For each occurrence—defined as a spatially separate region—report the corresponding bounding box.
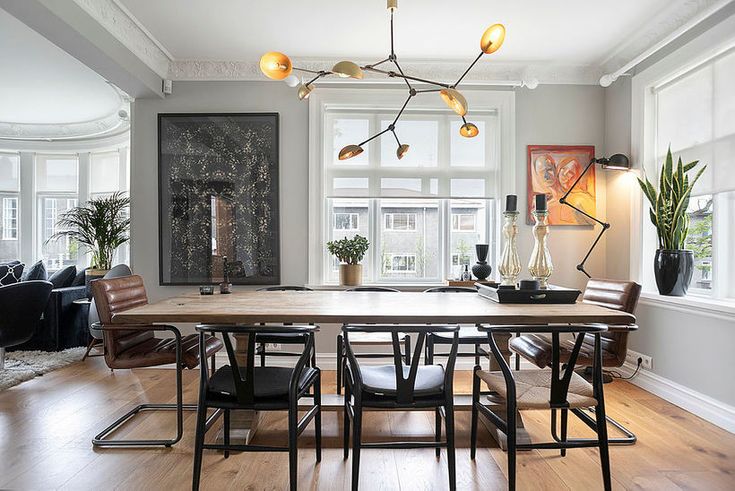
[505,194,517,212]
[535,193,547,212]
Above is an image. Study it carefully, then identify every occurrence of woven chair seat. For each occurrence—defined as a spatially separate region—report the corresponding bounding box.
[477,369,597,410]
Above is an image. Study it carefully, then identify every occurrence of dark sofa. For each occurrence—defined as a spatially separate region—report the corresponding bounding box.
[14,285,89,351]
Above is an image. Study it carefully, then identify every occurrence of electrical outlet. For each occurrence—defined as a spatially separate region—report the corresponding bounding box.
[626,349,652,370]
[270,343,281,350]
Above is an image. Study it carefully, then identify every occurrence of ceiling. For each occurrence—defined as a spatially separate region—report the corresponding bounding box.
[0,8,128,139]
[118,0,670,65]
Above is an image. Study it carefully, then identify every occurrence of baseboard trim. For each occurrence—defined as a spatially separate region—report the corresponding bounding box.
[619,361,735,434]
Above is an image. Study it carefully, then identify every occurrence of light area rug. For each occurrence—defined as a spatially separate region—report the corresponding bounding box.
[0,347,86,391]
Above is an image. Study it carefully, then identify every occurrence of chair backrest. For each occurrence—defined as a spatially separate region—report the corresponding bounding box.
[345,286,400,292]
[0,281,53,349]
[343,324,459,405]
[196,324,317,405]
[89,264,133,336]
[423,286,476,293]
[257,285,312,291]
[582,278,642,367]
[91,275,152,363]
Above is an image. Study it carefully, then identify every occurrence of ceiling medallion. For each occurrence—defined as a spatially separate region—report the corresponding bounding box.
[260,0,505,160]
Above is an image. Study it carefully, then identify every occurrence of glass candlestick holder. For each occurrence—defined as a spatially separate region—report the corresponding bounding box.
[498,211,521,286]
[528,209,553,288]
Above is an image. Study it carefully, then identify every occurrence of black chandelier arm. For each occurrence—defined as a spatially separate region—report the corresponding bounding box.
[455,52,484,87]
[305,72,328,86]
[415,88,442,94]
[365,57,392,69]
[391,128,401,146]
[362,66,449,88]
[292,67,325,75]
[358,127,391,147]
[390,11,396,58]
[391,94,414,125]
[392,59,413,90]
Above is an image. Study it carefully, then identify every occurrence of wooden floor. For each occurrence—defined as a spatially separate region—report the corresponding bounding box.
[1,358,734,490]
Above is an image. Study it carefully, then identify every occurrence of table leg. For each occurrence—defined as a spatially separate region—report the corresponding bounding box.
[215,333,259,446]
[479,333,531,451]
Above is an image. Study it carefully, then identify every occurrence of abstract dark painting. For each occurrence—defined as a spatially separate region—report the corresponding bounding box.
[158,113,280,285]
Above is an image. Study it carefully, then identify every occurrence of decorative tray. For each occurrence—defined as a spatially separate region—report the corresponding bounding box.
[475,283,581,304]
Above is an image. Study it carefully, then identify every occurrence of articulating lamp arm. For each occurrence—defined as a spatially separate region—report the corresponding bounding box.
[558,158,610,278]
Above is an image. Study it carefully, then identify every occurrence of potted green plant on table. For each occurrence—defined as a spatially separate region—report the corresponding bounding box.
[327,234,369,286]
[47,192,131,291]
[637,148,706,296]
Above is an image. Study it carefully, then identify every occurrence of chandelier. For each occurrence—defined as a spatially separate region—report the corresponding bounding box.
[259,0,506,161]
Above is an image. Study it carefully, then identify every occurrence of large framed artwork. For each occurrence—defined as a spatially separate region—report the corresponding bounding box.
[526,145,596,225]
[158,113,280,285]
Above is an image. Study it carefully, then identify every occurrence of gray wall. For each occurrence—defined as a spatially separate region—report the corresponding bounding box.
[602,10,735,406]
[131,82,606,353]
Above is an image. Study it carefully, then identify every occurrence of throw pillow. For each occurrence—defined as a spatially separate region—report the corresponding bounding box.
[71,267,88,287]
[49,265,77,289]
[0,262,24,286]
[21,260,47,282]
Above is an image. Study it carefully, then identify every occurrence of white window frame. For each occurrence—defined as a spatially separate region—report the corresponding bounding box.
[334,212,359,231]
[2,197,18,240]
[308,88,515,286]
[384,212,417,231]
[383,253,417,273]
[631,13,735,308]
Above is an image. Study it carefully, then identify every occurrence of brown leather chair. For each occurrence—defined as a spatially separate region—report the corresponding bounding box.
[509,278,641,445]
[91,275,223,447]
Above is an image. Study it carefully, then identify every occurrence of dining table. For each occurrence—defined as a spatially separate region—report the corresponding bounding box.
[113,289,635,449]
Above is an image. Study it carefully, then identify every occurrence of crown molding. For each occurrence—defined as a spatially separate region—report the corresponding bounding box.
[71,0,171,78]
[168,59,604,85]
[598,0,730,75]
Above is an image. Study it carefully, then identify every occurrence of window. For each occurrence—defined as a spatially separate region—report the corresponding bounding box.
[452,213,476,231]
[36,155,79,269]
[384,212,416,231]
[334,212,359,231]
[312,89,513,285]
[383,254,416,273]
[641,44,735,299]
[2,198,18,240]
[0,153,20,261]
[90,151,121,198]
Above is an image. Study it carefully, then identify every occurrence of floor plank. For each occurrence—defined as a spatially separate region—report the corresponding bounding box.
[0,358,734,490]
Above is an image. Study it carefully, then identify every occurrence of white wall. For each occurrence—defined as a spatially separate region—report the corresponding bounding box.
[130,82,606,351]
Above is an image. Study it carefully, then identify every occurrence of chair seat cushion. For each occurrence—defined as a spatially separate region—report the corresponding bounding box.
[111,333,222,369]
[360,364,445,395]
[477,369,597,409]
[347,332,409,345]
[208,365,317,402]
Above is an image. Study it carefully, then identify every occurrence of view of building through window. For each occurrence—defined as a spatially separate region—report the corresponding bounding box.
[686,195,713,290]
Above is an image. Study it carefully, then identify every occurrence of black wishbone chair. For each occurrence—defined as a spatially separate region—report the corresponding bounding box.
[192,324,321,491]
[342,323,460,491]
[471,323,612,491]
[255,286,316,367]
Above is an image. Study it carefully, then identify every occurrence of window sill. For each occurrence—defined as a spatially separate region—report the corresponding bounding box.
[639,291,735,321]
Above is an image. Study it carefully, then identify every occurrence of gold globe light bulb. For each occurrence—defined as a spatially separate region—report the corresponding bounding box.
[480,24,506,54]
[331,61,364,79]
[297,84,313,100]
[259,52,293,80]
[338,144,364,160]
[396,144,410,160]
[460,122,479,138]
[439,88,468,116]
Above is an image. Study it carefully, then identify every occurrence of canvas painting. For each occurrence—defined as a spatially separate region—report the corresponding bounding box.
[526,145,596,225]
[158,113,280,285]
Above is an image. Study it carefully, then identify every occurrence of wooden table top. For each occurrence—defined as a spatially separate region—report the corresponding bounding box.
[113,290,635,325]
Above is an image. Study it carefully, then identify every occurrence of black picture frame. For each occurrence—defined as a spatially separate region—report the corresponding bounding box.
[158,112,280,286]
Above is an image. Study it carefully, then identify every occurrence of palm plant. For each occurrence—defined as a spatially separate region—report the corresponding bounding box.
[637,147,706,250]
[47,192,131,270]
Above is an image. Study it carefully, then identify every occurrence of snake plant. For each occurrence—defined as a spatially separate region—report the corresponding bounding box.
[637,147,706,250]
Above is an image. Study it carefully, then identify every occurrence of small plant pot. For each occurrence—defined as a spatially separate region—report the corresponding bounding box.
[85,268,109,298]
[654,249,693,296]
[339,264,362,286]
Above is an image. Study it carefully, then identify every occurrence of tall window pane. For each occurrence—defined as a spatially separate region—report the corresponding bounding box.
[36,155,79,269]
[450,199,488,279]
[90,151,120,196]
[0,154,20,262]
[328,198,370,283]
[36,155,78,193]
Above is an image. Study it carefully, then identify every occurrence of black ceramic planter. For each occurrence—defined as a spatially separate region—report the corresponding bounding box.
[654,249,693,296]
[472,243,492,281]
